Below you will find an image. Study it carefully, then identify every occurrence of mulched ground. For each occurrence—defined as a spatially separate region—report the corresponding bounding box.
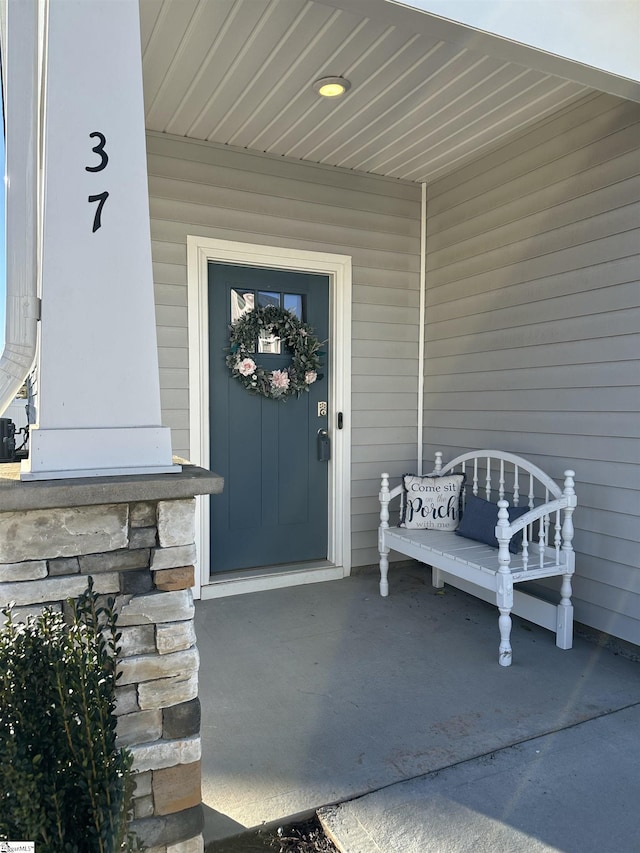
[205,816,339,853]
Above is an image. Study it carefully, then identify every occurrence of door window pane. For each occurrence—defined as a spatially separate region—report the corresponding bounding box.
[283,293,303,320]
[258,290,280,353]
[231,288,304,353]
[258,329,281,353]
[257,291,279,309]
[257,292,281,352]
[231,289,254,324]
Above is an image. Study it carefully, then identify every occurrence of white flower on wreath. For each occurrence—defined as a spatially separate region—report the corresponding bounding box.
[304,370,317,385]
[270,369,290,392]
[237,357,256,376]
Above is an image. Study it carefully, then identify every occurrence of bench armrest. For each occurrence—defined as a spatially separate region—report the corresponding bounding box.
[496,486,576,570]
[503,497,570,537]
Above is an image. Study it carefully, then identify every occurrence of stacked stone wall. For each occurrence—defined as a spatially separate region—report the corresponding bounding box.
[0,492,206,853]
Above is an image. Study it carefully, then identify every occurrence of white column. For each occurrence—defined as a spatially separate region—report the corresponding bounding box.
[22,0,179,480]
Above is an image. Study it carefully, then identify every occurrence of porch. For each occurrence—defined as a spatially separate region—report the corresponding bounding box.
[195,564,640,846]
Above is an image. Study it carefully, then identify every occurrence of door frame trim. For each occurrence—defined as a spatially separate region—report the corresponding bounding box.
[187,236,352,598]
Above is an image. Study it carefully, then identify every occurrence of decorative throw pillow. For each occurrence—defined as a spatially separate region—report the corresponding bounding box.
[399,473,465,531]
[455,493,530,553]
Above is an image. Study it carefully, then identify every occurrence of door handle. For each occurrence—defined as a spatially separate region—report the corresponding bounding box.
[317,429,331,461]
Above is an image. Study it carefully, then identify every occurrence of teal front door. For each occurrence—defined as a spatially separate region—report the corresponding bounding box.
[209,263,330,574]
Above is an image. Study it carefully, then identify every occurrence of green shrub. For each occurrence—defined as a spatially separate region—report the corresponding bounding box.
[0,579,140,852]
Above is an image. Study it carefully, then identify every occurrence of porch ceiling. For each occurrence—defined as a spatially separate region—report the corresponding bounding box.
[139,0,599,184]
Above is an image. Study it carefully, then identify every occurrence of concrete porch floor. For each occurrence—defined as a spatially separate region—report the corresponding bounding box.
[195,564,640,845]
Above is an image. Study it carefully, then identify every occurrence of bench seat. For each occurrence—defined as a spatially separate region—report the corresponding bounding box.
[379,450,577,666]
[384,528,573,583]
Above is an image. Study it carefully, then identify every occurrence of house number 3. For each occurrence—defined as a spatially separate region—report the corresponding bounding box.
[86,131,109,233]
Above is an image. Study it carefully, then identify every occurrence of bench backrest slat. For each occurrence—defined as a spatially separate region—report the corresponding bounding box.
[431,450,570,573]
[434,450,563,502]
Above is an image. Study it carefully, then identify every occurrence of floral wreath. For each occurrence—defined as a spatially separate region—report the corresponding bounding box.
[226,305,323,401]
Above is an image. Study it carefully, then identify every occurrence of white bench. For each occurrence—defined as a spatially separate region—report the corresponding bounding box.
[378,450,577,666]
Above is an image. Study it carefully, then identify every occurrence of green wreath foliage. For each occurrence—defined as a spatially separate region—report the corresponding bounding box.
[226,305,323,401]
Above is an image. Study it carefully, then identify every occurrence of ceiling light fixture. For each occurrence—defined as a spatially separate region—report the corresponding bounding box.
[313,76,351,98]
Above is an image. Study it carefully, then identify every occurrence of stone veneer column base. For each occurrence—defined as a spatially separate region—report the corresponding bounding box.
[0,462,223,853]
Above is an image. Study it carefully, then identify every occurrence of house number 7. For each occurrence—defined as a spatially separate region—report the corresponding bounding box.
[86,131,109,232]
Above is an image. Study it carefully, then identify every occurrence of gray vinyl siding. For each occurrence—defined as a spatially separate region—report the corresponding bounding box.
[146,133,422,569]
[423,92,640,645]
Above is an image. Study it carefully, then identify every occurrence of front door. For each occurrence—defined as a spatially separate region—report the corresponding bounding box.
[209,263,330,574]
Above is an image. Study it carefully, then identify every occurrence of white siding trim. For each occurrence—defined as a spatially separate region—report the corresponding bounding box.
[187,236,352,597]
[417,182,427,475]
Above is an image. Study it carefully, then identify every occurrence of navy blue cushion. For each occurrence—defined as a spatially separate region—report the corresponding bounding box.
[455,493,530,554]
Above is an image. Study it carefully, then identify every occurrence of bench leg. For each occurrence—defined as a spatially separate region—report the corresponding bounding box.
[498,608,512,666]
[496,564,514,666]
[556,572,574,649]
[432,566,444,588]
[379,547,390,597]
